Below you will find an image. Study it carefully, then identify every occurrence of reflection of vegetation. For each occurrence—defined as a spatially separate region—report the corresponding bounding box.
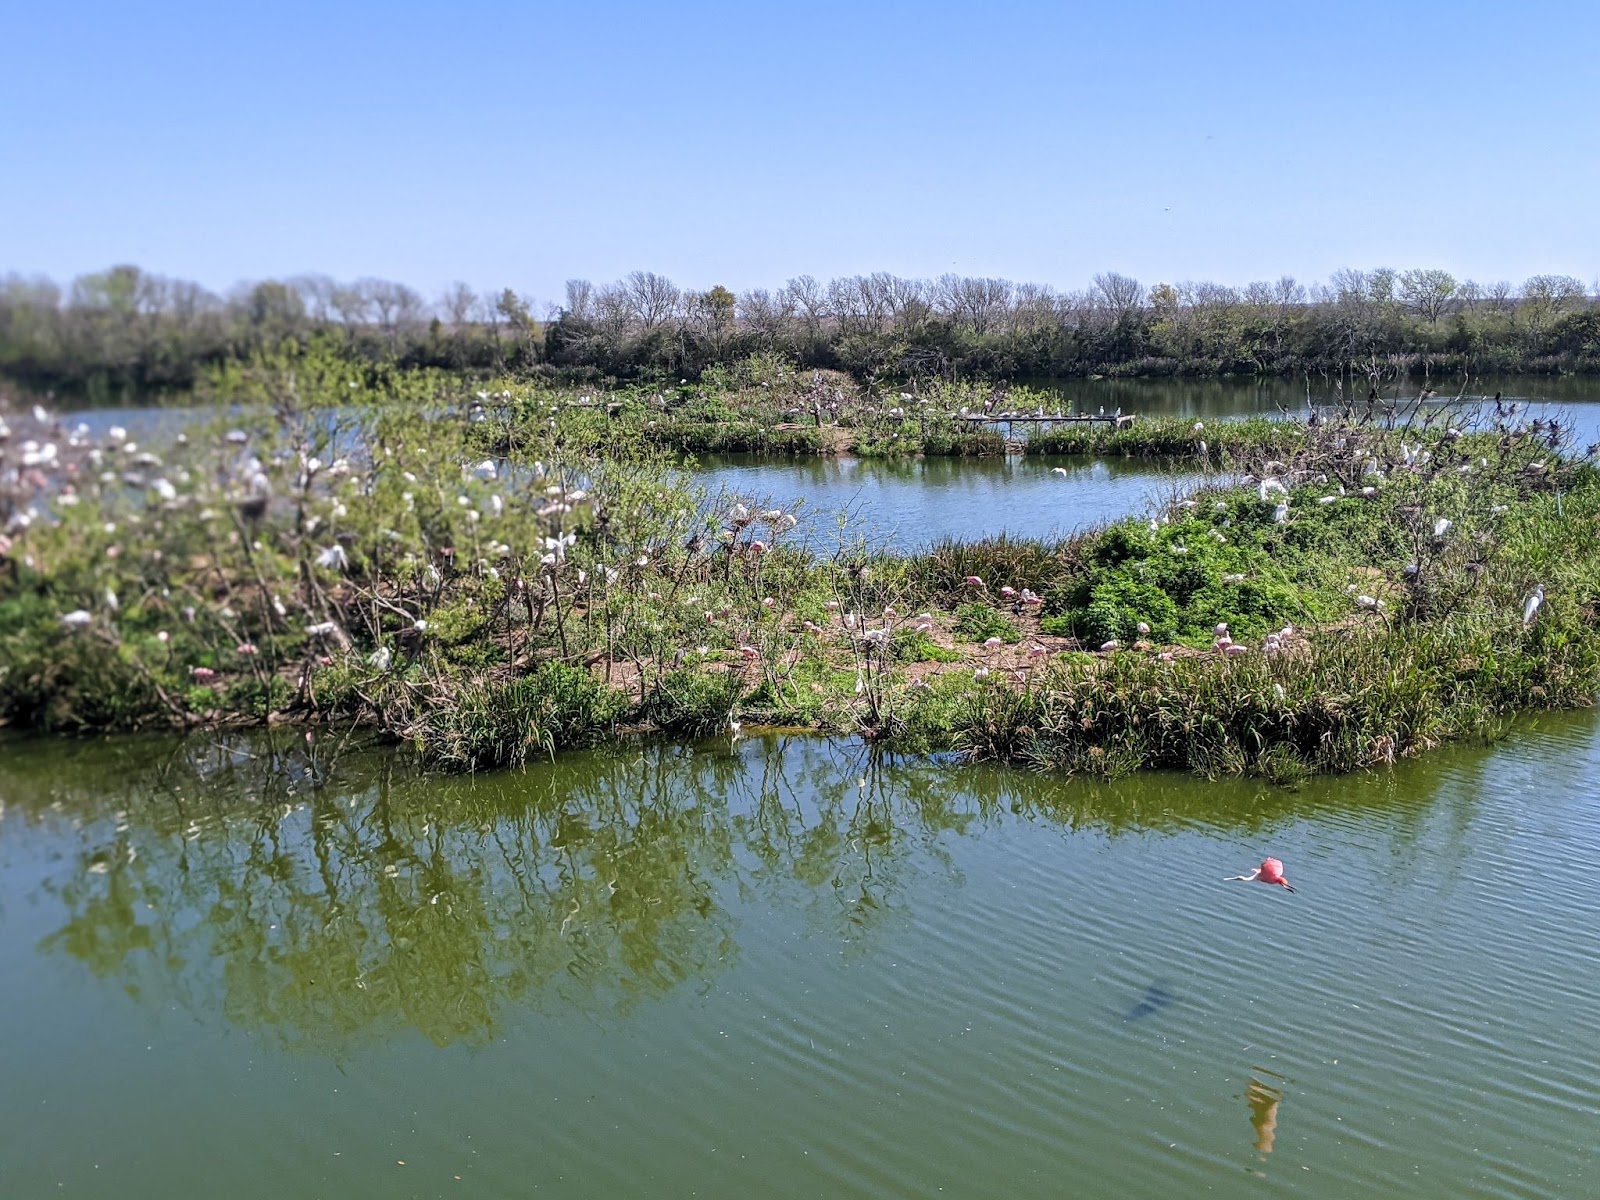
[3,733,981,1050]
[0,725,1488,1051]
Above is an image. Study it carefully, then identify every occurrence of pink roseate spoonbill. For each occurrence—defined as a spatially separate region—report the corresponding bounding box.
[1224,857,1296,893]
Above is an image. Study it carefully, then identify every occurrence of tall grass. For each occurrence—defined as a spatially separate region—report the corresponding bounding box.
[918,616,1600,781]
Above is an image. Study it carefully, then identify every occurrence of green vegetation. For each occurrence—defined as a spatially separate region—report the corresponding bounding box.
[3,357,1596,781]
[1024,414,1301,460]
[953,603,1022,644]
[5,263,1599,398]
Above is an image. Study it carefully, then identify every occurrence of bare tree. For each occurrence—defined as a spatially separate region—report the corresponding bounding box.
[1520,274,1587,310]
[593,282,634,340]
[167,279,219,326]
[884,275,932,332]
[563,279,594,320]
[330,281,372,326]
[1272,276,1305,310]
[737,288,794,341]
[1010,282,1058,335]
[291,275,337,323]
[1518,274,1587,337]
[781,275,828,341]
[440,282,478,329]
[934,275,1014,334]
[623,271,679,330]
[362,279,425,336]
[827,275,898,336]
[1092,272,1144,319]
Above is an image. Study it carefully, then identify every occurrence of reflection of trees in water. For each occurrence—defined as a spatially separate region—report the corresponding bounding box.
[10,735,993,1051]
[1,728,1469,1052]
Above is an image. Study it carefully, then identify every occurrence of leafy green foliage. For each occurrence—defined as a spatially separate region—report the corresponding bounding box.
[953,603,1021,644]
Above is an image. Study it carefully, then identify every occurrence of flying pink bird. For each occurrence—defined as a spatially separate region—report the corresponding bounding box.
[1224,857,1296,893]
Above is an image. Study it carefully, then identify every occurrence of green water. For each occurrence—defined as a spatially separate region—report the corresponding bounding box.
[2,723,1598,1198]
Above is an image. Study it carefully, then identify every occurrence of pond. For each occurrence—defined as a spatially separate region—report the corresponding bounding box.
[35,372,1600,549]
[2,721,1597,1197]
[697,454,1200,548]
[1046,373,1600,427]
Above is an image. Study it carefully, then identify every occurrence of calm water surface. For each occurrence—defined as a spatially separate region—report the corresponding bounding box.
[51,373,1600,548]
[2,721,1598,1198]
[698,454,1199,547]
[1049,373,1600,428]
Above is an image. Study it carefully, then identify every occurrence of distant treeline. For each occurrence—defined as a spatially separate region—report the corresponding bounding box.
[4,263,1599,395]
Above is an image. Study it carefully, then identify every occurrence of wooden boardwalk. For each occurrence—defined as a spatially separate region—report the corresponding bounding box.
[959,413,1138,430]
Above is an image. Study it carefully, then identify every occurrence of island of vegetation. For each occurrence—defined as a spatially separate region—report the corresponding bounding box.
[3,342,1594,784]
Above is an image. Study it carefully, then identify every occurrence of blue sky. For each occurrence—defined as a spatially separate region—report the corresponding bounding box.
[4,0,1597,306]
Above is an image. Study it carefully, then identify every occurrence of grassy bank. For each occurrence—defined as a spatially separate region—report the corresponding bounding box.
[3,368,1595,781]
[476,350,1533,465]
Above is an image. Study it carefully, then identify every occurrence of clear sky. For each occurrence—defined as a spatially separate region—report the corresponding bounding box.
[5,0,1597,306]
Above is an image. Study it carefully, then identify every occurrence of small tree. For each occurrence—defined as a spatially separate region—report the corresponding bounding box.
[1397,269,1458,324]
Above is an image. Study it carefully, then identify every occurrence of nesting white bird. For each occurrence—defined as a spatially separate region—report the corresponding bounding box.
[1522,584,1545,625]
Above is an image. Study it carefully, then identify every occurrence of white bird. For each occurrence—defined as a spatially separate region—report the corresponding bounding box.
[1433,518,1452,537]
[315,545,349,571]
[60,610,93,631]
[1522,584,1545,625]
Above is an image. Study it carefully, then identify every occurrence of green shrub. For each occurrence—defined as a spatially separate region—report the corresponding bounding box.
[639,667,744,735]
[953,603,1021,644]
[412,664,626,771]
[891,628,962,663]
